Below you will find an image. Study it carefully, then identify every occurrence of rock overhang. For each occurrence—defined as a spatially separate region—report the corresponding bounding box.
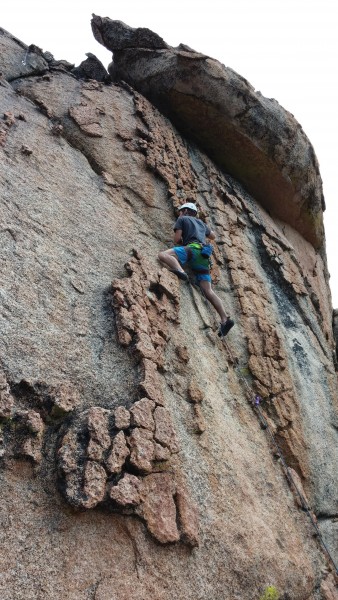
[91,16,325,250]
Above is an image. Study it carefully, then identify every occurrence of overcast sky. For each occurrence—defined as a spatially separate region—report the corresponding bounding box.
[3,0,338,305]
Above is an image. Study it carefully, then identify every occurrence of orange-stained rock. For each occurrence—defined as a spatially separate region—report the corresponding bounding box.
[20,436,43,463]
[17,409,44,435]
[139,358,165,405]
[0,372,15,418]
[175,344,190,364]
[82,460,107,508]
[58,428,80,475]
[105,431,129,474]
[128,427,155,473]
[0,388,15,419]
[87,407,111,461]
[193,404,206,434]
[109,473,142,506]
[130,397,155,430]
[49,382,80,417]
[138,473,180,544]
[187,382,204,404]
[154,406,180,453]
[134,331,157,362]
[114,405,131,429]
[175,487,199,547]
[69,103,104,138]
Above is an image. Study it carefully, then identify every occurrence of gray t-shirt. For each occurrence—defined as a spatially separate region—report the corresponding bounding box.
[174,216,210,246]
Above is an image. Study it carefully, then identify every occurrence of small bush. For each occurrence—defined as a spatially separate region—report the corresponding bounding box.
[259,586,279,600]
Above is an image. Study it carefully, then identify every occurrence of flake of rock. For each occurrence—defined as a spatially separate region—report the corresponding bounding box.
[138,472,180,544]
[151,347,163,371]
[91,16,169,51]
[150,330,167,351]
[20,436,42,463]
[187,382,204,404]
[114,406,130,429]
[50,383,80,418]
[134,332,157,362]
[17,409,44,435]
[58,428,81,474]
[128,427,154,473]
[87,407,111,461]
[113,272,142,301]
[176,488,199,547]
[82,460,107,508]
[72,53,109,83]
[193,405,206,434]
[156,291,179,324]
[157,269,180,304]
[130,397,155,430]
[109,473,142,506]
[116,303,136,326]
[111,288,128,308]
[154,442,170,461]
[175,345,189,364]
[69,103,104,138]
[139,358,165,405]
[154,406,180,453]
[115,306,135,346]
[0,389,14,419]
[105,431,129,474]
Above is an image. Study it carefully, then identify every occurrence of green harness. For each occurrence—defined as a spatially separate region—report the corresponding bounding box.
[185,242,212,274]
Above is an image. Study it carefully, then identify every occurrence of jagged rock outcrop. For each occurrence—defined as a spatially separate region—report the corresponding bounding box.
[91,16,325,250]
[1,22,337,600]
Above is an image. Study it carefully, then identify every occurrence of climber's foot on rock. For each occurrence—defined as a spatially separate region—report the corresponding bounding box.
[171,269,188,281]
[218,318,235,337]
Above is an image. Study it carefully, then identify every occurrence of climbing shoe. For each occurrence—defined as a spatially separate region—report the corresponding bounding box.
[171,269,189,281]
[218,318,235,337]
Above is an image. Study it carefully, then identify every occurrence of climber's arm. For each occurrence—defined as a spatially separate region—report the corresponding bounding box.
[174,229,183,245]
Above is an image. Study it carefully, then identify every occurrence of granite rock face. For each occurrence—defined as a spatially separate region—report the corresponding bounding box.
[1,23,338,600]
[91,16,325,250]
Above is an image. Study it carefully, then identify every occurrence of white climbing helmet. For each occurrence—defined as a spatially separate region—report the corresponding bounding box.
[179,202,198,213]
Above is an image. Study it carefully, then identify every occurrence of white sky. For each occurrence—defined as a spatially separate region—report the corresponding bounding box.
[3,0,338,305]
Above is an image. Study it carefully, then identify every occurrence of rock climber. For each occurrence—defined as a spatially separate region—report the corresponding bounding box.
[158,202,234,337]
